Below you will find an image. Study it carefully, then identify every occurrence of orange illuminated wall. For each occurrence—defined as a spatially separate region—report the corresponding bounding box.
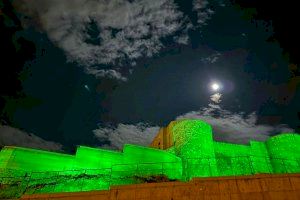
[150,120,176,150]
[20,173,300,200]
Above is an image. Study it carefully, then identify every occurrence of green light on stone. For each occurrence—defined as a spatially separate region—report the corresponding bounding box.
[0,144,182,198]
[1,119,300,199]
[170,119,217,179]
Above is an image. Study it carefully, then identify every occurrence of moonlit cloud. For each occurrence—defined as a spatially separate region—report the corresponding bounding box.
[176,104,295,144]
[174,34,190,45]
[93,103,295,149]
[193,0,214,25]
[0,125,63,151]
[201,52,221,64]
[85,68,128,82]
[93,123,160,150]
[14,0,198,80]
[210,93,222,103]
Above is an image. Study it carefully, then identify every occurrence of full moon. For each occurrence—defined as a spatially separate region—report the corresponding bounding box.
[211,83,220,91]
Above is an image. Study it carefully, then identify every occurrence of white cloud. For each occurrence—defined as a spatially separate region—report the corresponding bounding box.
[176,104,295,144]
[93,123,160,150]
[210,93,222,103]
[93,103,295,149]
[85,67,127,82]
[0,125,63,151]
[201,52,221,63]
[174,34,190,45]
[193,0,214,25]
[15,0,194,80]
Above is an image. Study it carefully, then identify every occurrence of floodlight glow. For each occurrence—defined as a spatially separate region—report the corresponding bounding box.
[1,119,300,199]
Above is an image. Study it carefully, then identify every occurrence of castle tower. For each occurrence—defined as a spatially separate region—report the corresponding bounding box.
[151,119,218,180]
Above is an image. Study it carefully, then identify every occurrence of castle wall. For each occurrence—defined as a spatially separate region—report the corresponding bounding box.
[214,142,252,176]
[149,128,165,149]
[152,120,300,178]
[1,119,300,198]
[171,119,218,179]
[266,134,300,173]
[250,141,273,174]
[0,147,14,169]
[0,144,182,198]
[75,146,124,169]
[0,146,75,173]
[149,123,173,150]
[20,173,300,200]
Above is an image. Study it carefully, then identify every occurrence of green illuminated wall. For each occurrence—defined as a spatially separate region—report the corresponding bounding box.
[214,142,252,176]
[0,119,300,198]
[266,134,300,173]
[169,119,300,179]
[0,144,182,198]
[171,120,218,179]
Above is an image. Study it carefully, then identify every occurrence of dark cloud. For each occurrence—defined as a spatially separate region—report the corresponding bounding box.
[0,0,36,124]
[232,0,300,65]
[0,125,63,151]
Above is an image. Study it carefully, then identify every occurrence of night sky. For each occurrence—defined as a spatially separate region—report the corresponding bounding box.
[0,0,299,152]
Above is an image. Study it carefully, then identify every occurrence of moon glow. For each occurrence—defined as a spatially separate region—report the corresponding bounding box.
[211,83,220,91]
